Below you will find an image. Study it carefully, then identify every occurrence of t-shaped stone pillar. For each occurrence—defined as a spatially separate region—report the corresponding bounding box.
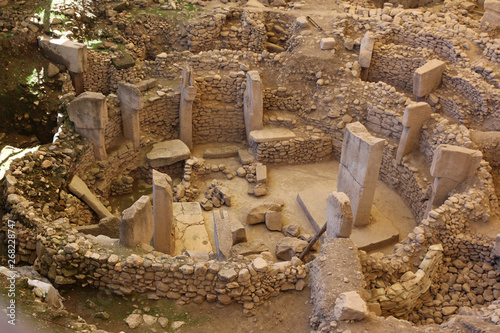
[119,195,154,247]
[152,170,175,254]
[118,82,143,150]
[67,92,108,160]
[179,65,197,149]
[38,35,88,95]
[244,71,263,143]
[396,102,432,163]
[337,122,385,227]
[326,192,353,239]
[429,144,483,207]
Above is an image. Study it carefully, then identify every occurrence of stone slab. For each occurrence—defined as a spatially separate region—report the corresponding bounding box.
[430,144,483,182]
[297,187,399,251]
[147,139,191,168]
[213,210,233,261]
[203,146,239,159]
[413,59,446,97]
[173,202,211,255]
[67,92,108,129]
[68,175,113,219]
[38,35,87,73]
[249,128,296,143]
[120,196,154,247]
[359,31,374,68]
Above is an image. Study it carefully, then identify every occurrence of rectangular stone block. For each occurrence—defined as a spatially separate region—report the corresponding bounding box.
[430,144,483,182]
[326,192,353,238]
[396,102,432,163]
[244,71,263,141]
[229,216,247,245]
[38,35,87,73]
[256,164,267,184]
[120,196,154,247]
[413,59,446,97]
[320,37,336,50]
[359,32,374,68]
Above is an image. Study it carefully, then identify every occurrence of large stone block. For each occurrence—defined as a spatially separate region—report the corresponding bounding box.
[337,122,385,227]
[118,82,143,111]
[430,144,483,182]
[334,291,368,321]
[275,237,308,261]
[326,192,353,238]
[180,65,196,149]
[147,140,191,168]
[38,35,87,73]
[67,92,107,129]
[120,196,154,247]
[413,59,446,97]
[68,176,113,219]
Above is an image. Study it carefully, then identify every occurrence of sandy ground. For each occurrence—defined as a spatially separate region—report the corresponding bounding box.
[191,143,417,257]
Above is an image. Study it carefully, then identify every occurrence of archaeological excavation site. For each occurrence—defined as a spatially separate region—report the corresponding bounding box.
[1,0,500,332]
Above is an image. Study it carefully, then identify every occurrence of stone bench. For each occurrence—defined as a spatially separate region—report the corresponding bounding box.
[249,128,296,143]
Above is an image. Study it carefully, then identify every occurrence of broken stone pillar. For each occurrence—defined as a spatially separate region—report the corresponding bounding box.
[67,92,108,160]
[120,195,154,247]
[38,35,87,95]
[68,175,113,219]
[482,0,500,26]
[213,210,233,261]
[243,71,263,142]
[429,144,483,207]
[179,66,197,149]
[358,32,375,68]
[396,102,432,163]
[337,122,385,227]
[152,170,174,254]
[413,59,446,97]
[326,192,353,239]
[118,82,143,150]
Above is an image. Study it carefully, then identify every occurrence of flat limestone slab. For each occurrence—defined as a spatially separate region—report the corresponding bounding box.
[297,187,399,251]
[173,202,212,255]
[147,139,190,168]
[203,146,239,159]
[249,128,296,143]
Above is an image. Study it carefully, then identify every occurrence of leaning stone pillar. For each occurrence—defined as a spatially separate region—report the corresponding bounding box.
[337,122,385,227]
[152,170,175,254]
[118,82,143,150]
[67,92,108,160]
[326,192,353,239]
[243,71,263,142]
[396,102,432,163]
[429,144,483,208]
[179,66,197,149]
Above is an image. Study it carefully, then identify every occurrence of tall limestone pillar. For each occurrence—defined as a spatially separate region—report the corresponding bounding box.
[118,82,143,150]
[179,66,197,149]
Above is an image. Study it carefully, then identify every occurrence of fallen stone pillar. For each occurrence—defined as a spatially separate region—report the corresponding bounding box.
[152,170,174,254]
[244,71,263,142]
[38,35,87,95]
[482,0,500,26]
[429,144,483,207]
[358,31,374,68]
[213,210,232,261]
[68,175,113,219]
[413,59,446,97]
[118,82,143,150]
[179,65,197,149]
[120,195,154,247]
[396,102,432,163]
[337,122,385,227]
[326,192,353,238]
[67,92,108,160]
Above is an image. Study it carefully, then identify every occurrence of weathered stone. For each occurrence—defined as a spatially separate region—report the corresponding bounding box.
[180,65,196,149]
[265,210,282,231]
[326,192,353,238]
[275,237,308,261]
[153,170,174,254]
[246,202,283,224]
[334,291,368,321]
[68,176,113,219]
[359,32,374,68]
[125,313,142,329]
[147,140,190,168]
[38,35,87,73]
[112,51,135,69]
[396,102,432,163]
[118,81,143,149]
[244,71,263,141]
[231,240,269,256]
[320,38,336,50]
[120,196,154,247]
[256,164,267,184]
[413,59,446,97]
[213,210,233,261]
[337,122,385,227]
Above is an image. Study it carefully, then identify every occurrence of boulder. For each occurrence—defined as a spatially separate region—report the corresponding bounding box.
[333,291,368,321]
[275,237,308,261]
